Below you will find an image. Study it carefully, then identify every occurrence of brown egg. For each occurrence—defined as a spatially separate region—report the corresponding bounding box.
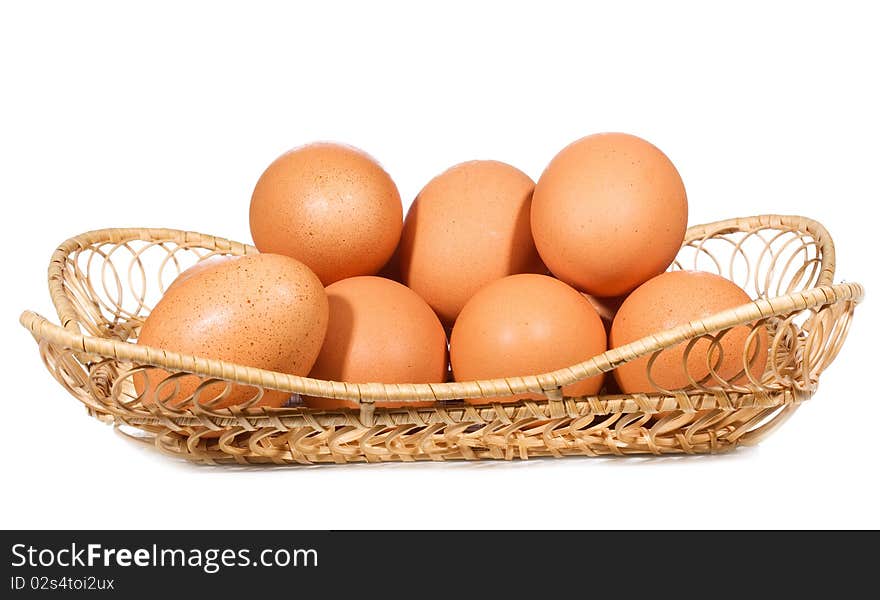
[531,132,688,297]
[450,274,606,403]
[306,276,447,410]
[610,270,768,394]
[136,254,329,409]
[398,160,545,326]
[249,142,403,285]
[164,254,238,295]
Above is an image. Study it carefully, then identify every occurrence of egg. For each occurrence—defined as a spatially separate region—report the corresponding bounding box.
[398,160,545,325]
[249,142,403,285]
[305,276,447,409]
[610,270,768,394]
[164,254,238,295]
[136,254,329,409]
[450,274,606,403]
[531,132,688,297]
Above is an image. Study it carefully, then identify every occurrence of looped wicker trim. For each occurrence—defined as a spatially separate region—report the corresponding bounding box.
[20,281,863,402]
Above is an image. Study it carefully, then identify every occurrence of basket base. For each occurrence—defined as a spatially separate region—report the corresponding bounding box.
[111,401,803,465]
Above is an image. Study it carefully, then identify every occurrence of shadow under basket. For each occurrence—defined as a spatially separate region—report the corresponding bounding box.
[21,214,864,465]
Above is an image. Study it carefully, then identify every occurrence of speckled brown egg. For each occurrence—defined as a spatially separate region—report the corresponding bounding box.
[531,133,688,297]
[450,274,607,403]
[136,254,328,409]
[305,276,447,410]
[249,142,403,285]
[610,270,768,394]
[164,254,239,295]
[398,160,545,326]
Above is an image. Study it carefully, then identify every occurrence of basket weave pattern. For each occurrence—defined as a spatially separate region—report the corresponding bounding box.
[21,215,863,464]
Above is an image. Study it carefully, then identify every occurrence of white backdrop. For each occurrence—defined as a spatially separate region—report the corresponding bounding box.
[1,1,877,529]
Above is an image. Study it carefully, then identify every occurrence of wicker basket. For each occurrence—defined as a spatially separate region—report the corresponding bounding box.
[20,214,863,464]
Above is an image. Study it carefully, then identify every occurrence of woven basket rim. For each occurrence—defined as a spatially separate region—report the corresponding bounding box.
[19,281,864,403]
[21,213,864,404]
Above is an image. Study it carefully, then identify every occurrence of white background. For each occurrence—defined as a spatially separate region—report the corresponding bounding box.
[1,1,877,530]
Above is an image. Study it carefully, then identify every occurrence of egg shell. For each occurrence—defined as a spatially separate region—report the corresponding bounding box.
[450,273,607,404]
[398,160,545,326]
[136,253,329,409]
[249,142,403,285]
[164,254,239,295]
[609,270,768,394]
[531,132,688,297]
[305,276,448,410]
